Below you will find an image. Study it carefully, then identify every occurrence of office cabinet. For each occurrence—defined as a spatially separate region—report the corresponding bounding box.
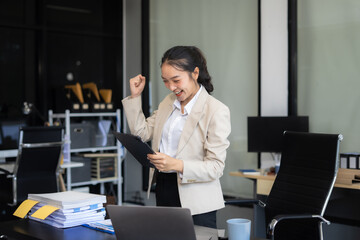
[48,109,123,205]
[0,1,123,121]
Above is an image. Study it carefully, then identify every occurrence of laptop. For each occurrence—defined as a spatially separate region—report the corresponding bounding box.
[107,205,197,240]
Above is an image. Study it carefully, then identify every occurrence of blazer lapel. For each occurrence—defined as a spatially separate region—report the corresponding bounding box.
[176,89,209,155]
[152,95,174,151]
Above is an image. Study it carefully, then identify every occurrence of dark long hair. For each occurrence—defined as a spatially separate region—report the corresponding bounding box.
[161,46,214,93]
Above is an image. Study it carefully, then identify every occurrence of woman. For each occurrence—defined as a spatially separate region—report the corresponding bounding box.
[122,46,231,228]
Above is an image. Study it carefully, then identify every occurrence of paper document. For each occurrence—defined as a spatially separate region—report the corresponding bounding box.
[83,219,115,234]
[31,203,104,220]
[12,191,108,228]
[28,191,106,209]
[29,212,105,228]
[239,169,261,175]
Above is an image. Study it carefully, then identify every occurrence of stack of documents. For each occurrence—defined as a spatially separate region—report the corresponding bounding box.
[239,169,261,175]
[14,191,107,228]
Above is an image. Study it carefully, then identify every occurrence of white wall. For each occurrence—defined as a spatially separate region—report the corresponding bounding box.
[298,0,360,153]
[260,0,288,116]
[260,0,289,169]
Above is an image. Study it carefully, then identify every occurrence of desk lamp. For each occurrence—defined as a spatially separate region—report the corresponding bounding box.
[22,102,47,125]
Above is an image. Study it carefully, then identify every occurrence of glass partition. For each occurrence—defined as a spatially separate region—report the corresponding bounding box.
[298,0,360,153]
[150,0,258,197]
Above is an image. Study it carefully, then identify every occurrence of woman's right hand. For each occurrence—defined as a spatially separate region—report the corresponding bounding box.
[130,74,146,98]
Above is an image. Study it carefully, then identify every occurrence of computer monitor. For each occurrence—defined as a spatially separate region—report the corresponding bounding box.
[247,116,309,153]
[0,120,27,150]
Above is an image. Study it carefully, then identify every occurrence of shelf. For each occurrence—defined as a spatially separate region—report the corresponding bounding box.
[49,109,122,205]
[70,146,118,153]
[71,178,120,187]
[52,112,118,118]
[61,162,84,168]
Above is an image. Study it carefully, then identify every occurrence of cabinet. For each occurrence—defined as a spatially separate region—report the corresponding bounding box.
[0,1,122,120]
[48,109,123,205]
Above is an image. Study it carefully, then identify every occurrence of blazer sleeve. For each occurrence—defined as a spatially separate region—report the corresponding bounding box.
[121,96,156,142]
[181,103,231,183]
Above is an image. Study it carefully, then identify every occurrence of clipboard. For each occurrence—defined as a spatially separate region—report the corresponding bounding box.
[114,132,155,168]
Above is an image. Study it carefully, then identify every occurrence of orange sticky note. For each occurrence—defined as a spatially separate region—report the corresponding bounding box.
[13,199,39,218]
[31,205,59,220]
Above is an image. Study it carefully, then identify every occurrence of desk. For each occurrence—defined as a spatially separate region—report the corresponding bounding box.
[0,219,116,240]
[0,163,16,173]
[0,162,85,193]
[229,172,275,196]
[230,171,360,196]
[0,149,18,161]
[0,219,219,240]
[0,162,84,174]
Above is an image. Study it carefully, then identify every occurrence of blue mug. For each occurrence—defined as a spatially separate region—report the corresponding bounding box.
[226,218,251,240]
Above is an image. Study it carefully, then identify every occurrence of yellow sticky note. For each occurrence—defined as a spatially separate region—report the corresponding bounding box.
[13,199,39,218]
[31,205,59,220]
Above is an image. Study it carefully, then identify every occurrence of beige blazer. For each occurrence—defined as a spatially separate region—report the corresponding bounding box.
[122,88,231,215]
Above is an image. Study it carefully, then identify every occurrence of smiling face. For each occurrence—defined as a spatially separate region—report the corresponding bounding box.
[161,63,200,108]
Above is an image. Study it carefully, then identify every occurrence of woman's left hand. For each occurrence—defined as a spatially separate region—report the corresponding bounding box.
[147,152,183,173]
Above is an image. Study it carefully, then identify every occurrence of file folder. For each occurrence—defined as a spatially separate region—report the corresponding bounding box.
[114,132,155,168]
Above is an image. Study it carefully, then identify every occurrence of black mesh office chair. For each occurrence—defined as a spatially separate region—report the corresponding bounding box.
[0,126,64,206]
[227,131,342,240]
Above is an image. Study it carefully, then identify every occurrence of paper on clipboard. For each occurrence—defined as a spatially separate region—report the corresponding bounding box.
[114,132,156,168]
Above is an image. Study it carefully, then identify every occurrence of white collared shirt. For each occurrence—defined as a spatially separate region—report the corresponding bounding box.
[160,85,203,160]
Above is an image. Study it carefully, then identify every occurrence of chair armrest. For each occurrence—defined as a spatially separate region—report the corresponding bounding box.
[225,199,266,208]
[22,141,64,148]
[268,214,330,237]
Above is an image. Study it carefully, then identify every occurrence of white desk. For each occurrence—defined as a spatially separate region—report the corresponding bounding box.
[0,149,18,162]
[0,161,84,175]
[0,163,16,173]
[0,161,85,193]
[194,225,223,240]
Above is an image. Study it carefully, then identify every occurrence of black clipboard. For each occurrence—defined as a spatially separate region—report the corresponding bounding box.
[114,132,155,168]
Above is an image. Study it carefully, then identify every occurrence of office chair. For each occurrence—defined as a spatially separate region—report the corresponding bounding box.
[226,131,342,240]
[0,126,64,206]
